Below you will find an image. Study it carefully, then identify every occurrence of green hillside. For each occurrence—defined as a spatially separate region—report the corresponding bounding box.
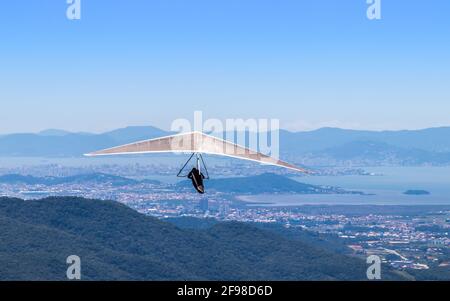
[177,173,363,194]
[0,196,403,280]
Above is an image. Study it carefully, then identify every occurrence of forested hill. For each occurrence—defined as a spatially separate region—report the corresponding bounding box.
[0,196,404,280]
[177,173,363,194]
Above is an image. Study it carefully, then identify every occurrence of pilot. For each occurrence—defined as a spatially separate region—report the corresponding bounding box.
[188,167,206,194]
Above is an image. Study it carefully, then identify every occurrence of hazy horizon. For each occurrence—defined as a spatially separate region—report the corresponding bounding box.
[3,123,450,136]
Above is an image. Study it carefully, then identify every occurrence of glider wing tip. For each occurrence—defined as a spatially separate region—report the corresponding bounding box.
[304,168,317,175]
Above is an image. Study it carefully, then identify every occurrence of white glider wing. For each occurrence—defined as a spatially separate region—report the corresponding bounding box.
[85,131,309,173]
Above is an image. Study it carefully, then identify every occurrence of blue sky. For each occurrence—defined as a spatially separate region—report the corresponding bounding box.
[0,0,449,134]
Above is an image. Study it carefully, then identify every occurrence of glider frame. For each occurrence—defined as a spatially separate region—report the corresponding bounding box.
[177,153,210,180]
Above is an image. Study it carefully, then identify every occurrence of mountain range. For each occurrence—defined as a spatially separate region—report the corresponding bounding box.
[1,126,450,165]
[0,196,405,280]
[0,126,168,157]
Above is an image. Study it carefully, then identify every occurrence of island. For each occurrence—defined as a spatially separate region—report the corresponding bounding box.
[404,190,431,196]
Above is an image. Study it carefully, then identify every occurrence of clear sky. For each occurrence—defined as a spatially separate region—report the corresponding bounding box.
[0,0,449,134]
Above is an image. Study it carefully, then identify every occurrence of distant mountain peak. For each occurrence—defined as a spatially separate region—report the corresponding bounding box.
[102,125,171,144]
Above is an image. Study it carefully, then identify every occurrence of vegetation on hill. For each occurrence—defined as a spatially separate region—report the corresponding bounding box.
[0,196,402,281]
[177,173,363,195]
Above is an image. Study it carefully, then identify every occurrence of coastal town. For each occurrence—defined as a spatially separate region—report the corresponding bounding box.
[1,163,448,273]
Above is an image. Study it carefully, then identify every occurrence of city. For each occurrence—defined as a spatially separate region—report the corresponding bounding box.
[1,162,448,274]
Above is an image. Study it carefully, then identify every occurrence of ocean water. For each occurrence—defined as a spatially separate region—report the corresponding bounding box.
[241,167,450,206]
[1,157,449,206]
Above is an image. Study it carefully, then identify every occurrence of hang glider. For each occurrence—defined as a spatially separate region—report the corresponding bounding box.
[85,131,311,194]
